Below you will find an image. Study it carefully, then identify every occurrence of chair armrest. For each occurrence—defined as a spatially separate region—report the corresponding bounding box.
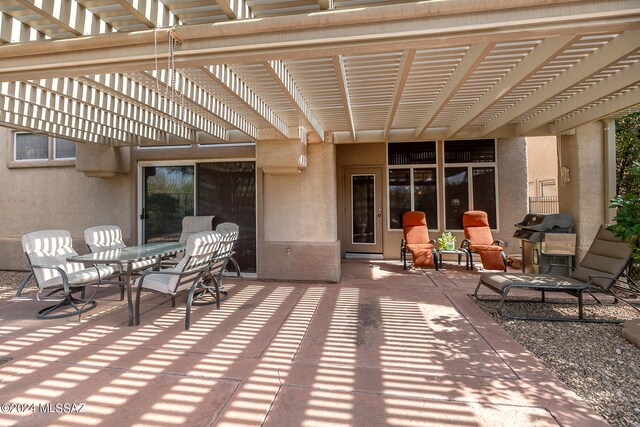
[492,239,505,246]
[401,238,407,250]
[27,263,71,294]
[429,239,437,246]
[460,239,470,249]
[585,273,618,289]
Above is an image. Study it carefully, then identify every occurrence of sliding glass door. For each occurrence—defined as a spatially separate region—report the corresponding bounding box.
[139,161,256,272]
[197,162,256,272]
[141,166,194,243]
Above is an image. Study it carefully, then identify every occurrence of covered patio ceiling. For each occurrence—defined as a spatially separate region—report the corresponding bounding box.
[0,0,639,146]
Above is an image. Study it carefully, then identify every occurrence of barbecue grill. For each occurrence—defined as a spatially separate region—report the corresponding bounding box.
[513,213,575,274]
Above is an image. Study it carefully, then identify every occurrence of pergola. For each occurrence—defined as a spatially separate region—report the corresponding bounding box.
[0,0,639,147]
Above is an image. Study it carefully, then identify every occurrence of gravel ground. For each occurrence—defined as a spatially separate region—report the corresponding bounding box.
[475,296,640,427]
[1,270,638,425]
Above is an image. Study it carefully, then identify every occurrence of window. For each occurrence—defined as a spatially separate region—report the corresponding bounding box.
[53,138,76,159]
[14,133,48,161]
[388,141,438,229]
[444,140,497,230]
[12,132,76,165]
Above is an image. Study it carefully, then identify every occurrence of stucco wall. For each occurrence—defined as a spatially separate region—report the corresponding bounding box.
[258,142,341,282]
[558,122,606,260]
[495,137,530,255]
[526,136,558,197]
[336,139,528,259]
[0,127,132,270]
[0,127,257,272]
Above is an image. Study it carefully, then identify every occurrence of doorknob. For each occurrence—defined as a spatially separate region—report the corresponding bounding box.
[377,208,382,218]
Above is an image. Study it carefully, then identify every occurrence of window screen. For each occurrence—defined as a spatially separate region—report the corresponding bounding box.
[388,141,436,165]
[15,133,48,161]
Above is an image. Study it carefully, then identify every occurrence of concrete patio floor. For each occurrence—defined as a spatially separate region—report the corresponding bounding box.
[0,260,608,427]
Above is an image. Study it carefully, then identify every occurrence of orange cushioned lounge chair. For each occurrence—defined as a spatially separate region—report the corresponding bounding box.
[401,211,438,270]
[461,210,507,271]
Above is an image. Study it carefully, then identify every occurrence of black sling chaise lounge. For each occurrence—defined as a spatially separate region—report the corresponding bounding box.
[474,225,639,322]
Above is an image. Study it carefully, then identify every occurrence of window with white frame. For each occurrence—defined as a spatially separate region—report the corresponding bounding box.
[388,141,438,230]
[444,139,497,230]
[14,133,49,161]
[53,138,77,159]
[13,132,76,163]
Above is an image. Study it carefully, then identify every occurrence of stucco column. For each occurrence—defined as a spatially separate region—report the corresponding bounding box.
[496,137,529,254]
[256,140,340,282]
[557,121,607,261]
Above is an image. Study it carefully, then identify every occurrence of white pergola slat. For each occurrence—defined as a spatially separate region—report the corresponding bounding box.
[445,35,579,138]
[413,43,494,139]
[265,60,324,139]
[0,0,638,145]
[481,29,640,136]
[196,65,289,138]
[333,55,356,141]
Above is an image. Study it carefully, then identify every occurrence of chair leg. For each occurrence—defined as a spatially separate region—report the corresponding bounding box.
[37,293,97,320]
[578,290,584,320]
[185,288,197,330]
[433,250,439,271]
[14,271,33,297]
[171,296,176,308]
[229,257,242,277]
[134,284,143,326]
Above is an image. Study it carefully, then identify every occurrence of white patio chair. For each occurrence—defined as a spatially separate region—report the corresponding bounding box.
[84,225,158,271]
[22,229,116,319]
[161,216,215,267]
[134,230,232,329]
[195,226,240,306]
[179,215,215,244]
[84,225,158,300]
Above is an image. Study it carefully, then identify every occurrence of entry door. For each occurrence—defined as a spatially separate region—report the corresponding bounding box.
[343,167,383,253]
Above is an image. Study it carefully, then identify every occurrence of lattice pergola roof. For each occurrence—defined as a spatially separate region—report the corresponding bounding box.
[0,0,639,146]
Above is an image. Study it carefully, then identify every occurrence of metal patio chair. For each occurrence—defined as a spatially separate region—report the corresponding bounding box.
[461,210,507,271]
[22,229,116,319]
[134,230,235,329]
[84,225,158,299]
[401,211,438,270]
[215,222,241,277]
[474,224,639,322]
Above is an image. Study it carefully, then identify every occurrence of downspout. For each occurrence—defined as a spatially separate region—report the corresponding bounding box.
[602,118,616,224]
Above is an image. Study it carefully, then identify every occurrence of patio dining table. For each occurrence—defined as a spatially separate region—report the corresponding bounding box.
[67,241,185,326]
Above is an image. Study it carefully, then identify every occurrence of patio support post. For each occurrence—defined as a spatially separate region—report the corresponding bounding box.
[257,140,341,282]
[557,121,607,261]
[602,119,617,225]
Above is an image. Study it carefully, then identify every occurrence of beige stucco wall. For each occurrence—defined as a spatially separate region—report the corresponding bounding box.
[0,128,132,270]
[336,138,529,259]
[0,126,257,272]
[495,137,530,255]
[526,136,558,197]
[558,122,606,260]
[257,142,341,282]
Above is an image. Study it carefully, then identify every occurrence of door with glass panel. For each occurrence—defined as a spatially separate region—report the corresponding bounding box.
[344,168,383,254]
[141,166,194,243]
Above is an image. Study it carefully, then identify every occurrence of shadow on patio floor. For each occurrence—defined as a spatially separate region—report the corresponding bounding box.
[0,262,607,426]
